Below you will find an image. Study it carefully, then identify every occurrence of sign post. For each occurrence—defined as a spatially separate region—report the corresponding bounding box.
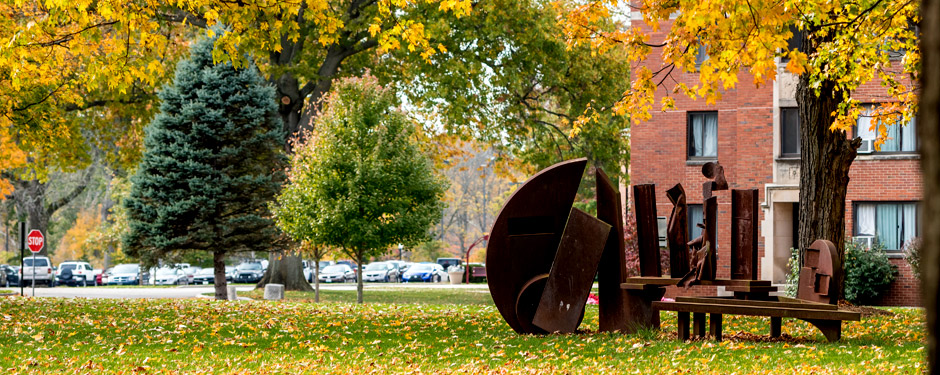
[18,223,24,297]
[26,230,44,297]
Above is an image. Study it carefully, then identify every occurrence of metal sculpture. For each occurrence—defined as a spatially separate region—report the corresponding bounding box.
[666,184,690,278]
[797,239,841,305]
[633,184,661,277]
[532,208,611,333]
[596,168,631,332]
[486,158,586,334]
[731,189,759,280]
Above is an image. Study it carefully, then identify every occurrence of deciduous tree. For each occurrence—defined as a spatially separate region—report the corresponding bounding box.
[274,75,446,304]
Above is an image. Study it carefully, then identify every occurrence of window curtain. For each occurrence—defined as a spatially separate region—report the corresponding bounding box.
[856,204,876,236]
[901,203,917,248]
[703,114,717,157]
[882,119,901,152]
[901,118,916,152]
[876,204,900,250]
[692,115,704,156]
[688,205,704,240]
[857,107,875,141]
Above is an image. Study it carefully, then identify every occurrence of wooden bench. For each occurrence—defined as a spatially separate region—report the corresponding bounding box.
[653,296,861,342]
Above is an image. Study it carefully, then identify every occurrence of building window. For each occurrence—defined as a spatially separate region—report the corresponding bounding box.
[688,204,703,240]
[854,202,919,251]
[781,26,803,62]
[780,107,800,157]
[688,112,718,159]
[856,104,917,152]
[695,44,708,68]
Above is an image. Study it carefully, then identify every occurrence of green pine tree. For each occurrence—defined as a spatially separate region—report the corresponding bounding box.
[124,35,286,300]
[274,75,447,304]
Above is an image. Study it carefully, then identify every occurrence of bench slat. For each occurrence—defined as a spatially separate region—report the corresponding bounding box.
[675,296,839,311]
[653,301,860,321]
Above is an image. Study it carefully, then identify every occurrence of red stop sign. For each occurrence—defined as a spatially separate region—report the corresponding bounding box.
[27,230,44,253]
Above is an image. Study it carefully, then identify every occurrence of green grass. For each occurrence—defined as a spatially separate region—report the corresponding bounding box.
[0,290,925,374]
[0,290,11,294]
[240,287,494,305]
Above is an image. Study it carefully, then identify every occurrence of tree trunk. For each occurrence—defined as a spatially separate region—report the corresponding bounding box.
[257,251,313,291]
[11,179,50,256]
[313,254,321,303]
[213,250,228,300]
[356,252,364,304]
[796,46,860,303]
[918,0,940,370]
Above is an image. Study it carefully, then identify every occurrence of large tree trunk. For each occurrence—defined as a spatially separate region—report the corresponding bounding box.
[796,41,860,303]
[213,250,228,300]
[919,0,940,371]
[257,251,313,291]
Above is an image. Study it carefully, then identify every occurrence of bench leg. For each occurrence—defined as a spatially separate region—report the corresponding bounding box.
[692,313,706,338]
[677,312,690,341]
[802,319,842,342]
[709,313,722,341]
[770,317,782,338]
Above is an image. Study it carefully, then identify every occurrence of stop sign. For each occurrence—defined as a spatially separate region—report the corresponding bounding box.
[27,230,44,253]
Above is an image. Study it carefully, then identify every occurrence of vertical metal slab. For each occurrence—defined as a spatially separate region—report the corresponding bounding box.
[596,168,630,332]
[702,196,718,280]
[797,239,841,305]
[666,184,690,277]
[731,189,759,280]
[532,208,611,333]
[633,184,661,277]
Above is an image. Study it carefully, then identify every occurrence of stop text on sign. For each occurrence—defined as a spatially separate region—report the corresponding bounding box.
[27,230,44,253]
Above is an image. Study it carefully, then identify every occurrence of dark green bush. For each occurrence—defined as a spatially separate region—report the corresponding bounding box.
[844,240,898,305]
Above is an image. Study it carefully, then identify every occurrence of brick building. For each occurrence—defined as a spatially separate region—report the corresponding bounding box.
[628,17,922,306]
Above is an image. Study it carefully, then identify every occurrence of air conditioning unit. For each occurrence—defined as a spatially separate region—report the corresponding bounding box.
[852,235,874,249]
[857,139,874,154]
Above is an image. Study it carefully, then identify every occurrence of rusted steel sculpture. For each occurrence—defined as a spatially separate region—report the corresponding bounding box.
[666,184,690,278]
[797,239,841,305]
[486,159,586,334]
[731,189,760,280]
[702,161,728,199]
[532,208,611,333]
[633,184,661,277]
[596,168,631,332]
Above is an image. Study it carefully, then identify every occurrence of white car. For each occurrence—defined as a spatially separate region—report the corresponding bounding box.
[55,261,95,287]
[154,268,187,285]
[21,256,55,286]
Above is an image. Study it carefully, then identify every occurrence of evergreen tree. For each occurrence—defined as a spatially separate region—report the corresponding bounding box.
[123,35,286,300]
[274,75,446,304]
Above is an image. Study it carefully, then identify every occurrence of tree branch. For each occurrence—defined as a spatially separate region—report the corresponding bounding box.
[44,168,94,217]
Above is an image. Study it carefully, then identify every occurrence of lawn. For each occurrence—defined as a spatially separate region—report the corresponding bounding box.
[240,286,494,305]
[0,289,925,374]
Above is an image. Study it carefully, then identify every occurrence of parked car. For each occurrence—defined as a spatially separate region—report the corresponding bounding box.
[99,267,112,285]
[192,268,217,284]
[234,262,264,283]
[92,269,103,286]
[302,260,316,282]
[402,263,445,283]
[154,268,188,285]
[1,265,19,287]
[55,261,95,287]
[107,264,149,285]
[318,264,355,283]
[21,256,55,286]
[179,266,201,284]
[363,262,400,283]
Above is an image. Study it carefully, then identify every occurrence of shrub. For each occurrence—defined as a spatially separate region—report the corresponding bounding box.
[623,211,676,277]
[902,237,922,281]
[844,239,898,305]
[785,247,800,298]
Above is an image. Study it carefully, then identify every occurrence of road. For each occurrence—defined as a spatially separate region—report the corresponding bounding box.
[5,282,489,299]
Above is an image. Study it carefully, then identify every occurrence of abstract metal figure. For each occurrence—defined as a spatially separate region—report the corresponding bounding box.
[797,239,841,305]
[596,168,631,332]
[666,184,690,278]
[731,189,759,280]
[633,184,661,277]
